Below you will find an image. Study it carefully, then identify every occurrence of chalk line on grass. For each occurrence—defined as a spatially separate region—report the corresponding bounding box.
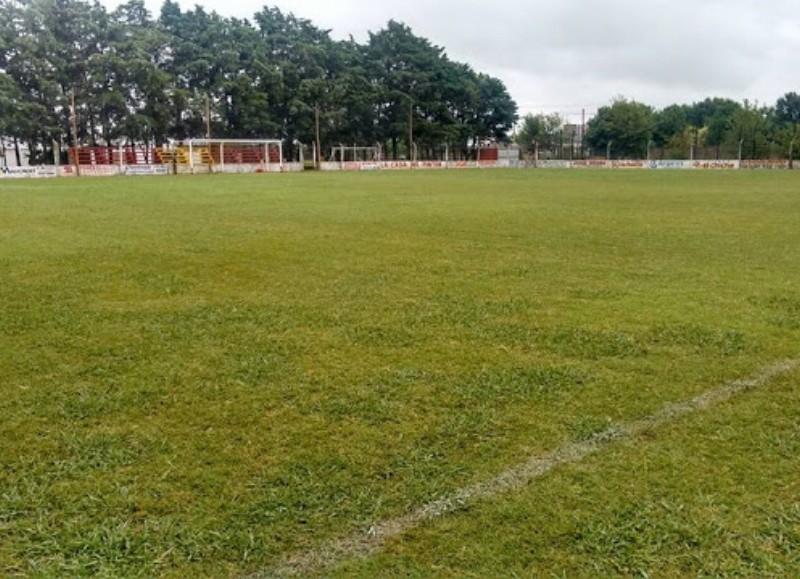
[254,357,800,578]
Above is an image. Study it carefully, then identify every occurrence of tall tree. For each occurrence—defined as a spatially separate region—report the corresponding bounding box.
[652,105,688,151]
[684,97,741,157]
[775,92,800,126]
[367,20,444,159]
[98,0,172,145]
[775,92,800,162]
[515,112,563,157]
[726,101,771,160]
[1,0,75,161]
[585,97,654,159]
[253,6,331,152]
[0,72,39,165]
[472,73,517,145]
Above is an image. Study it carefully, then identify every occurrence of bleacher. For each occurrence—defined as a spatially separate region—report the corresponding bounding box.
[155,147,189,165]
[67,142,282,171]
[68,146,161,166]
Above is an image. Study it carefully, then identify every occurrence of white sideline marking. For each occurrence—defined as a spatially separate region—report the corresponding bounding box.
[253,357,800,578]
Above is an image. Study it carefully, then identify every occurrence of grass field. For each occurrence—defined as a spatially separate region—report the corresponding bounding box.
[1,169,799,576]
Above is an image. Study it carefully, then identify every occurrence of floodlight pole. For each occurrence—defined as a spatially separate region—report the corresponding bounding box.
[606,140,612,161]
[789,137,796,170]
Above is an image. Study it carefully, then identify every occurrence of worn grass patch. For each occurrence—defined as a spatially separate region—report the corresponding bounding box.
[1,169,799,576]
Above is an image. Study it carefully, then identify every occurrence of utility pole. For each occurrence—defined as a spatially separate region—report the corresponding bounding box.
[315,105,321,169]
[205,95,211,139]
[70,90,80,177]
[580,108,585,159]
[408,99,414,161]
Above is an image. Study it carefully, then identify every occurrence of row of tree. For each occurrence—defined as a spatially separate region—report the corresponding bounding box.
[0,0,518,164]
[517,95,800,161]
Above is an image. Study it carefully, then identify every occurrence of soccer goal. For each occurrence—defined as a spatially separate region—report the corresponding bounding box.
[329,144,382,163]
[184,139,284,173]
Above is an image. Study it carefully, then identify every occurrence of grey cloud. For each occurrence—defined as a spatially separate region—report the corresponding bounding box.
[423,0,781,106]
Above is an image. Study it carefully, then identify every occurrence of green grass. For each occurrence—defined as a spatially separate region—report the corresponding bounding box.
[1,170,799,576]
[335,370,800,576]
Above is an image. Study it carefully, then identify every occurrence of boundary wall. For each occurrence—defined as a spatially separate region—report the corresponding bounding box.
[0,162,304,179]
[1,159,793,179]
[316,159,794,171]
[535,159,793,170]
[319,160,528,171]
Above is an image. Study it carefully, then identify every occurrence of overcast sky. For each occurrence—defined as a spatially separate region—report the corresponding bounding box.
[102,0,800,123]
